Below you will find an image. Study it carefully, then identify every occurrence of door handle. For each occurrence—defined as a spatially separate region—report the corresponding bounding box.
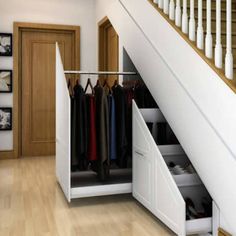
[135,150,145,157]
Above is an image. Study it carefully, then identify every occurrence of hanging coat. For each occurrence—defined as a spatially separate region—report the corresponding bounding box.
[108,94,117,161]
[124,87,135,162]
[86,94,98,161]
[94,85,110,180]
[113,85,128,168]
[71,84,88,171]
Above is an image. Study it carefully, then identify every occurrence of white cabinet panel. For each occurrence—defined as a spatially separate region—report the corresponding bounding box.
[133,149,152,208]
[132,101,212,236]
[56,45,71,202]
[153,146,186,235]
[133,102,154,210]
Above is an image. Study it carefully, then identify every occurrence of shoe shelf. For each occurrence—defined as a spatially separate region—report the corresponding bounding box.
[133,102,213,236]
[172,173,202,187]
[186,218,212,235]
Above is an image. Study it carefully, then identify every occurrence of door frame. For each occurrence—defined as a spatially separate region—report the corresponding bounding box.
[98,17,119,72]
[11,22,80,159]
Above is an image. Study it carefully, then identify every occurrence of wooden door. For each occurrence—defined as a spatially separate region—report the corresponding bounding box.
[106,25,119,86]
[21,29,75,157]
[99,18,119,87]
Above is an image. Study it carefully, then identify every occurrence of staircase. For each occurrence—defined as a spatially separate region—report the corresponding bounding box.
[190,0,236,79]
[151,0,236,91]
[102,0,236,234]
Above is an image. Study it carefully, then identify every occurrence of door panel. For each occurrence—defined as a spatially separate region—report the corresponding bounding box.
[107,26,119,86]
[22,30,75,156]
[99,18,119,87]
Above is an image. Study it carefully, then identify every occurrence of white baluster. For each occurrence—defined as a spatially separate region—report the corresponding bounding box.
[182,0,188,34]
[197,0,204,49]
[225,0,234,79]
[153,0,159,5]
[169,0,175,20]
[205,0,213,58]
[159,0,164,9]
[189,0,196,41]
[215,0,223,68]
[164,0,169,14]
[175,0,182,27]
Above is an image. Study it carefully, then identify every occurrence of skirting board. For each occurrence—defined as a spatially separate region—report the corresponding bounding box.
[0,151,15,160]
[71,183,132,199]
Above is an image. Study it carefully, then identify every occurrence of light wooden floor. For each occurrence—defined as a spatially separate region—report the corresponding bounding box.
[0,156,174,236]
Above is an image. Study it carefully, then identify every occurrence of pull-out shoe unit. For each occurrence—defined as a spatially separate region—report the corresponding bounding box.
[132,101,213,236]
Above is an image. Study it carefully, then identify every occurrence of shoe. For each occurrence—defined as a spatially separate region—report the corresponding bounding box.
[168,162,188,175]
[202,197,212,217]
[185,198,200,219]
[185,164,196,174]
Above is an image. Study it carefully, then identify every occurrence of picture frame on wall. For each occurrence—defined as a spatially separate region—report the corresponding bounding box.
[0,70,12,93]
[0,33,13,56]
[0,107,12,131]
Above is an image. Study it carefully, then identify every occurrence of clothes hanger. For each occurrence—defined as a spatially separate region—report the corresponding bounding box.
[103,74,113,94]
[113,79,119,89]
[85,75,95,95]
[96,76,102,87]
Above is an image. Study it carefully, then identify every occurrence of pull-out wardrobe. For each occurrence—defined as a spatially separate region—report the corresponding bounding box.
[56,46,137,201]
[56,46,218,236]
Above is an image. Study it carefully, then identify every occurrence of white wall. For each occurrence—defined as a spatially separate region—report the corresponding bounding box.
[0,0,96,151]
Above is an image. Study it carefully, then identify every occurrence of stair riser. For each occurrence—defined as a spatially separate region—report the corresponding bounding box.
[190,9,236,19]
[212,34,236,45]
[200,19,236,32]
[187,1,236,9]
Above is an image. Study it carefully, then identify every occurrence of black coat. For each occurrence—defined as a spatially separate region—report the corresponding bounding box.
[71,84,88,170]
[94,85,110,180]
[113,85,128,168]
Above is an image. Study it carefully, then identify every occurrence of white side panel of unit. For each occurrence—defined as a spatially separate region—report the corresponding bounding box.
[56,44,71,202]
[212,202,220,236]
[132,101,186,235]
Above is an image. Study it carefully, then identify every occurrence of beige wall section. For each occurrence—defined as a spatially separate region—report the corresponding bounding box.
[0,0,96,152]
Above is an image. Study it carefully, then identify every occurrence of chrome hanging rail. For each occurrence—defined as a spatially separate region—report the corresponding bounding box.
[64,70,138,76]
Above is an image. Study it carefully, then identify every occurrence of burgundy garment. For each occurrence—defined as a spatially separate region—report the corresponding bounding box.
[87,96,97,161]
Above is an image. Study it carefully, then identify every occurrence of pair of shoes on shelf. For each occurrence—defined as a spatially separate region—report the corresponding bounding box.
[168,162,188,175]
[185,197,212,220]
[185,198,200,220]
[168,162,196,175]
[185,164,196,174]
[202,197,212,217]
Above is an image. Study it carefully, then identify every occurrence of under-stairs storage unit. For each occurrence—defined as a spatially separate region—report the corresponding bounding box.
[56,45,132,202]
[132,101,212,236]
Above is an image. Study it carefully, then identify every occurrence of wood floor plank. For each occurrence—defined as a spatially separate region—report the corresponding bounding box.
[0,156,174,236]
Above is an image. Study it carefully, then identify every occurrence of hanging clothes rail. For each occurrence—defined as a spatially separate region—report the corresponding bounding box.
[64,70,138,76]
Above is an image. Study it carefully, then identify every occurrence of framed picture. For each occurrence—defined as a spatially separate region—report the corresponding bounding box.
[0,33,12,56]
[0,70,12,93]
[0,107,12,131]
